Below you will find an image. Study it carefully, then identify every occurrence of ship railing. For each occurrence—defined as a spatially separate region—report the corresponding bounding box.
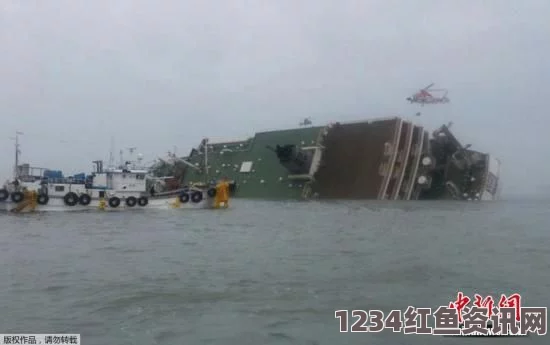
[287,174,314,181]
[43,178,86,185]
[17,175,43,183]
[149,186,205,198]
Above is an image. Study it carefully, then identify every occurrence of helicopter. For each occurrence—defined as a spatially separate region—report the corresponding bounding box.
[406,83,450,106]
[299,117,312,126]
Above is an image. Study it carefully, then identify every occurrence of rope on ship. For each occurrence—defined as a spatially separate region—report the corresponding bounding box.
[301,182,313,199]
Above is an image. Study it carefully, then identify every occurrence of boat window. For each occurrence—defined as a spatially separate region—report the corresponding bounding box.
[136,174,145,180]
[240,161,253,173]
[383,142,393,155]
[54,185,64,192]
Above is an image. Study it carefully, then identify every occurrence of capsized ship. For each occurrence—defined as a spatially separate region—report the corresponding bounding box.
[178,117,501,201]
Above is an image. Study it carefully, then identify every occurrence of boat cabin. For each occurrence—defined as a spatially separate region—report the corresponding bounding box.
[13,160,150,199]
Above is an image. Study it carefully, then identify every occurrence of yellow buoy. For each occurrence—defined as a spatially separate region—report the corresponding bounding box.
[214,178,230,209]
[98,198,106,210]
[171,197,181,208]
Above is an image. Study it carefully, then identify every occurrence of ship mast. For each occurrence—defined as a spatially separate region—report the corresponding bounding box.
[127,147,136,168]
[203,138,209,183]
[108,136,114,169]
[12,131,23,179]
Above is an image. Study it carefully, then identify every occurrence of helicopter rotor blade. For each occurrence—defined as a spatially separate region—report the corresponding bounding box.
[423,83,435,90]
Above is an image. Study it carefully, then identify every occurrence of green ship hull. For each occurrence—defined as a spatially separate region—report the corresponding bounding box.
[178,117,501,201]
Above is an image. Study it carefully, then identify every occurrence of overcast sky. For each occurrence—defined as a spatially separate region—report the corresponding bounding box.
[1,0,549,196]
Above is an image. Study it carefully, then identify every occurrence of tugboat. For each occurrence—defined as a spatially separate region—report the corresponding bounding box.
[0,134,220,213]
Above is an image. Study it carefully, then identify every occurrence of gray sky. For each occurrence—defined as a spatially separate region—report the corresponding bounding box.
[1,0,549,196]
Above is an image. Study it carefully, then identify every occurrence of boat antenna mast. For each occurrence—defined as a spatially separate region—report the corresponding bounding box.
[203,138,209,183]
[119,149,124,168]
[108,136,115,169]
[10,131,23,179]
[127,147,137,168]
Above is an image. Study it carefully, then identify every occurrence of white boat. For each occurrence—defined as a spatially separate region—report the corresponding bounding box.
[0,134,220,213]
